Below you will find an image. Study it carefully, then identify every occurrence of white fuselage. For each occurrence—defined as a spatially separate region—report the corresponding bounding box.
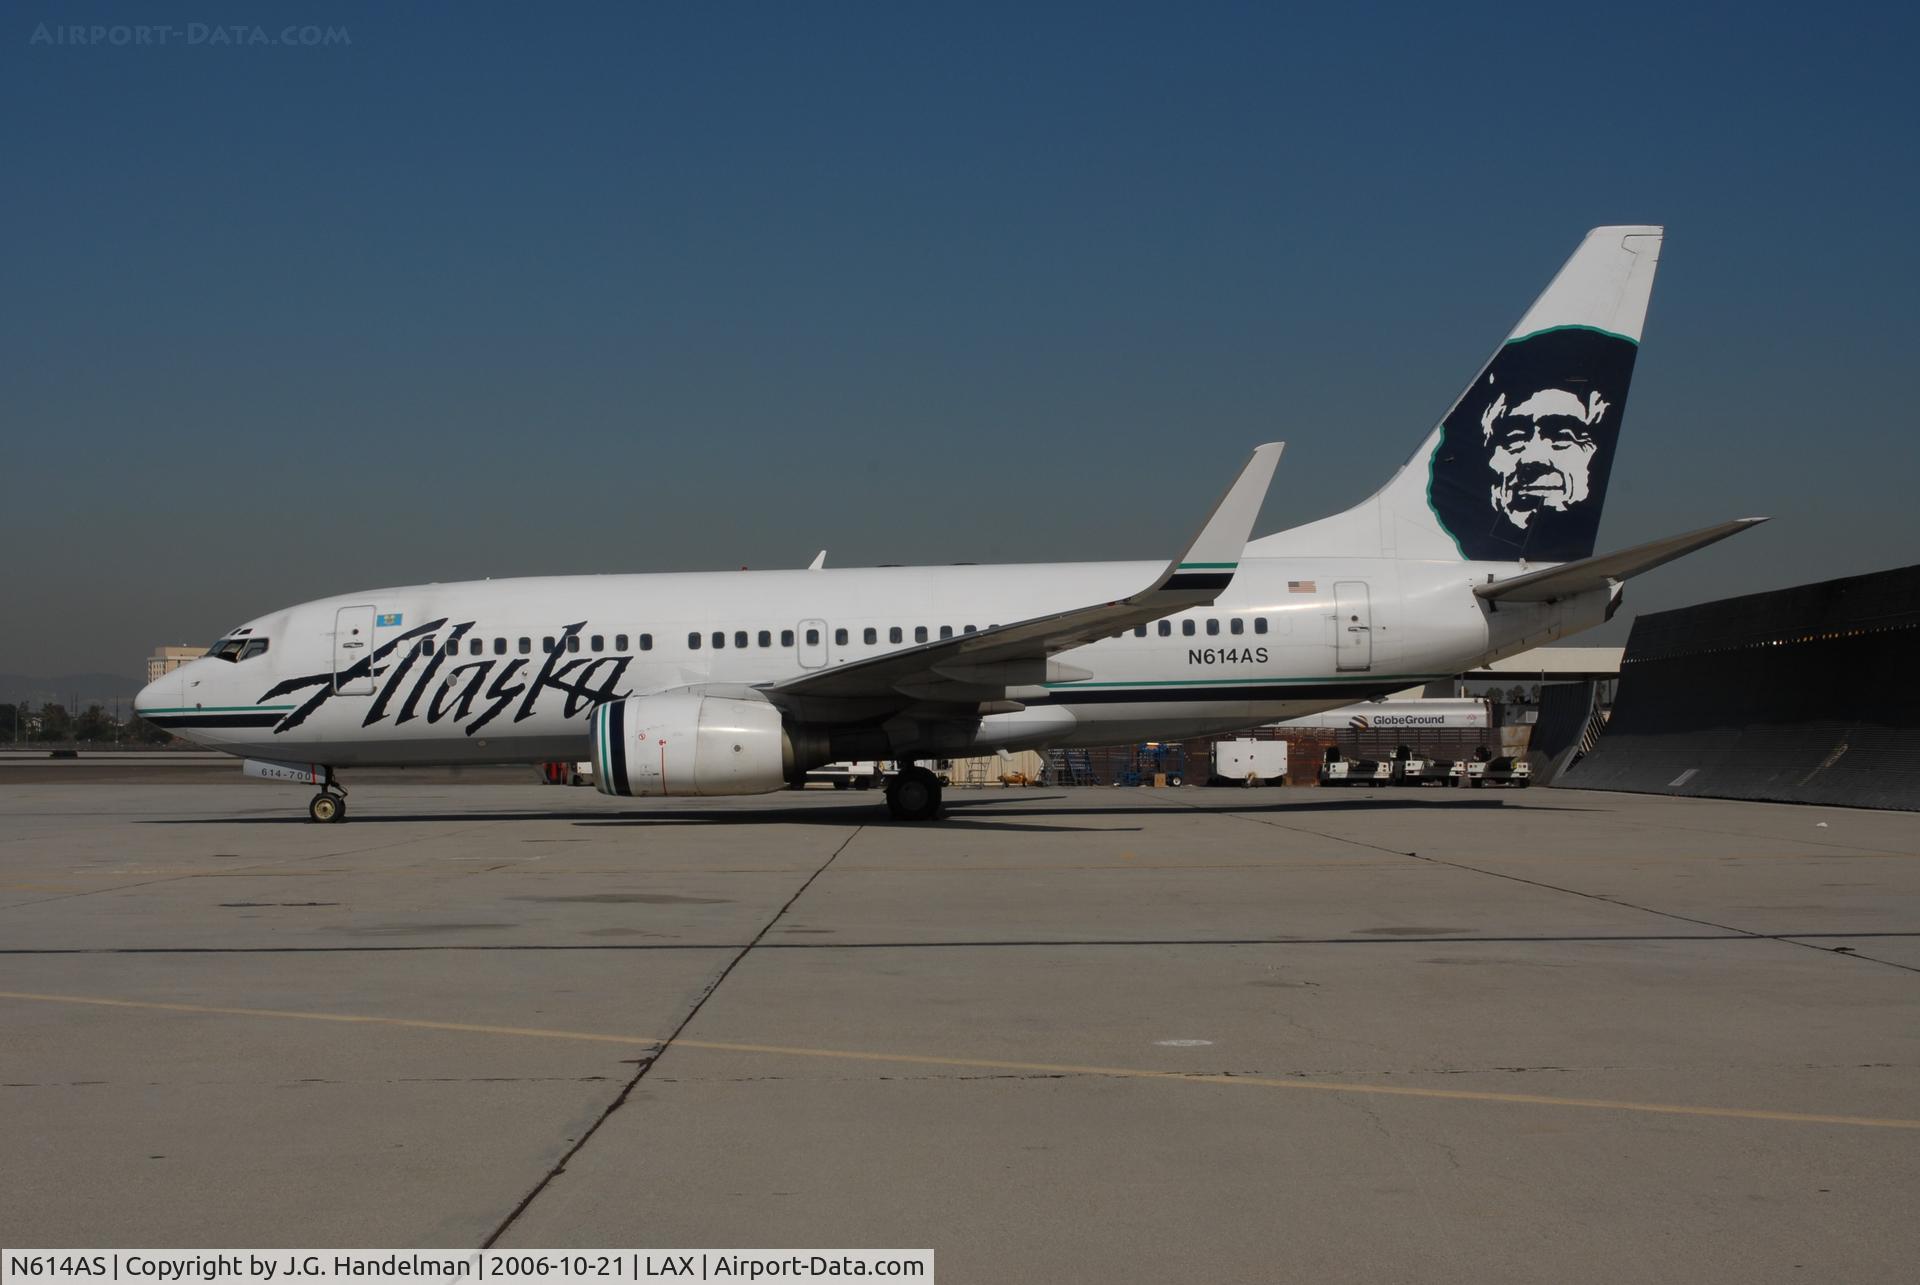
[139,554,1607,767]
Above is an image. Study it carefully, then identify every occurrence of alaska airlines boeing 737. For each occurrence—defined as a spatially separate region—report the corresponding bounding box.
[136,226,1762,822]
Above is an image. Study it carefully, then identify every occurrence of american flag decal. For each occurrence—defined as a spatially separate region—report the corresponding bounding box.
[1287,580,1316,593]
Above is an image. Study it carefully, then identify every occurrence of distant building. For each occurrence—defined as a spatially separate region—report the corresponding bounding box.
[147,645,206,683]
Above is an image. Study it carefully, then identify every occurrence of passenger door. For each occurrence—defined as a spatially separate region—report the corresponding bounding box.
[796,618,829,669]
[333,605,377,694]
[1334,582,1372,672]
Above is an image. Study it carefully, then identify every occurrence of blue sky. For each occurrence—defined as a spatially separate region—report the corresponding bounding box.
[3,1,1916,677]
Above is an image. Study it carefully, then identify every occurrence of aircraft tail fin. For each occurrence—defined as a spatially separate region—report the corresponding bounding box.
[1248,225,1663,564]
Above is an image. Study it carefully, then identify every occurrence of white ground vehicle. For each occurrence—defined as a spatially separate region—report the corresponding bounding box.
[1467,753,1533,788]
[1319,748,1390,787]
[1390,746,1456,786]
[803,759,892,789]
[1210,738,1288,785]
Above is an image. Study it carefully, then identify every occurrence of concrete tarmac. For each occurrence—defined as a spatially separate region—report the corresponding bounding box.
[1,779,1916,1282]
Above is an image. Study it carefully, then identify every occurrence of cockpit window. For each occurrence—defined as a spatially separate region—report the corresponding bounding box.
[209,636,270,662]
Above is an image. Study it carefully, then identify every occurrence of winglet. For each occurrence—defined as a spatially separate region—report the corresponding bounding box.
[1475,516,1767,604]
[1152,442,1284,596]
[807,550,827,571]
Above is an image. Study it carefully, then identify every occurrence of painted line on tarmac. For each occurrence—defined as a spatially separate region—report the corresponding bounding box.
[3,988,1915,1131]
[0,990,666,1047]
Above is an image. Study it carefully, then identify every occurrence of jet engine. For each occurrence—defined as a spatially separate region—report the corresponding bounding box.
[589,692,798,797]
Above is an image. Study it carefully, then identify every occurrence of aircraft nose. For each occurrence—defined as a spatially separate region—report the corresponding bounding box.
[134,672,181,721]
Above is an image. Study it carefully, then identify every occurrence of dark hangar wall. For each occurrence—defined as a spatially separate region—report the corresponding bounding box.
[1558,564,1920,809]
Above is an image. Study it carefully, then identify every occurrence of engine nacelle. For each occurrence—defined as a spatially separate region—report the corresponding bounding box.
[590,693,792,797]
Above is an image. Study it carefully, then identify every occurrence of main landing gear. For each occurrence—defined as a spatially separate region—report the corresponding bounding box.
[885,763,943,822]
[307,771,348,824]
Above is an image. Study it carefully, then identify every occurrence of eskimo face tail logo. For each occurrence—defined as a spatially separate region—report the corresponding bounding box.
[1428,326,1639,563]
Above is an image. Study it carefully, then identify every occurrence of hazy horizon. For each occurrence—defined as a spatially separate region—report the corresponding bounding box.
[5,3,1916,678]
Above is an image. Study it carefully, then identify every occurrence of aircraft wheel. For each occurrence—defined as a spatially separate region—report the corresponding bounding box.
[308,793,343,823]
[886,767,942,821]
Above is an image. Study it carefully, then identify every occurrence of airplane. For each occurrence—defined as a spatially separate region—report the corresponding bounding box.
[136,225,1762,823]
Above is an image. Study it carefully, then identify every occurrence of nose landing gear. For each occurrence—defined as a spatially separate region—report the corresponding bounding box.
[307,771,348,823]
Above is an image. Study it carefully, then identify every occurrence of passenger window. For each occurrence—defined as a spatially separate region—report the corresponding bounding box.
[734,630,748,648]
[1205,619,1220,636]
[591,635,604,652]
[818,629,831,646]
[758,630,772,648]
[864,627,878,645]
[418,639,435,658]
[542,637,556,653]
[963,625,976,634]
[519,637,531,654]
[1254,618,1268,635]
[914,626,928,643]
[1230,618,1244,635]
[781,629,795,647]
[493,638,506,655]
[688,632,701,649]
[1133,626,1147,637]
[1182,620,1196,637]
[889,626,903,644]
[712,632,725,649]
[640,634,653,651]
[1157,621,1172,637]
[614,634,628,651]
[566,635,581,653]
[444,638,459,656]
[940,625,953,640]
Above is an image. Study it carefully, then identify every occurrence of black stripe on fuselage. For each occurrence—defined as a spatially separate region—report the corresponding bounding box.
[142,713,285,729]
[1160,572,1236,592]
[1029,682,1404,706]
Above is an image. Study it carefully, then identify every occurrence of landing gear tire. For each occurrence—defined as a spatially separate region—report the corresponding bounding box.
[308,792,345,824]
[886,766,942,822]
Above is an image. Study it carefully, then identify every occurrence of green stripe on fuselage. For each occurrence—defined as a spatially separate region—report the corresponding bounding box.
[1044,674,1449,690]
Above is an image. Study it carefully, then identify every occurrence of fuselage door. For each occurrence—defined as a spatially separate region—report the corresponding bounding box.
[333,605,377,694]
[796,618,829,669]
[1334,581,1373,672]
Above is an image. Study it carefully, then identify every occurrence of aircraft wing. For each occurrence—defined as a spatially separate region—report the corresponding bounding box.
[764,443,1283,704]
[1474,517,1768,605]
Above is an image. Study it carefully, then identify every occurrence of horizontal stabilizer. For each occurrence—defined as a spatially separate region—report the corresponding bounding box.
[1475,518,1768,604]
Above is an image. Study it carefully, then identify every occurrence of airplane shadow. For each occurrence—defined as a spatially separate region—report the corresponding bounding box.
[138,791,1577,827]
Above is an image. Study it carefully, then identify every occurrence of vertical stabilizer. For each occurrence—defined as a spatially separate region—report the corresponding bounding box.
[1249,226,1663,564]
